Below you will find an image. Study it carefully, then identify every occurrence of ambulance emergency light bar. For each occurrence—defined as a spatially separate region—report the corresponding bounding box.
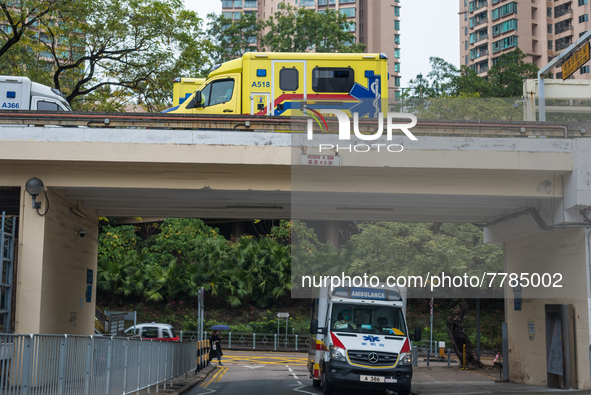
[332,287,402,301]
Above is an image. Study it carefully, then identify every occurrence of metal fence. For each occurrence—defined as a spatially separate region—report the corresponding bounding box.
[180,331,310,352]
[0,334,198,395]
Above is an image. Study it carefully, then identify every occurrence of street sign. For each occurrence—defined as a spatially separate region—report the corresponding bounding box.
[562,42,590,80]
[277,312,290,318]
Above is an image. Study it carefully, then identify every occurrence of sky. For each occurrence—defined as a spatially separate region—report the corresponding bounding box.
[183,1,461,87]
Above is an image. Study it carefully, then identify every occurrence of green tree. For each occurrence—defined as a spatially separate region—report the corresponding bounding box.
[1,0,210,111]
[206,12,262,64]
[487,48,538,98]
[0,0,73,58]
[261,3,366,53]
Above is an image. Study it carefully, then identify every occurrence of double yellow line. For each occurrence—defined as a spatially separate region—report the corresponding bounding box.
[201,366,229,388]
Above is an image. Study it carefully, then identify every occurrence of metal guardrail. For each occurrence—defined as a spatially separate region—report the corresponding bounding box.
[0,334,198,395]
[0,110,582,139]
[180,331,310,352]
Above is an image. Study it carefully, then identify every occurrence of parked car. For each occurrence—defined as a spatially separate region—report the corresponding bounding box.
[124,323,179,341]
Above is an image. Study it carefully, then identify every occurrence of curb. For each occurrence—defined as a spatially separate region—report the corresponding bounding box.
[175,366,218,395]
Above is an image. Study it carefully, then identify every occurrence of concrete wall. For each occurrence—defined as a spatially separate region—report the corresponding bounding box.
[16,187,98,334]
[505,227,590,389]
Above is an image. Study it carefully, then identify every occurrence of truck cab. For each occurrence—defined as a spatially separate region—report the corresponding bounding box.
[0,76,71,111]
[309,286,419,395]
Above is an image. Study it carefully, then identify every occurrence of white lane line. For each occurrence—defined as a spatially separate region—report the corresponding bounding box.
[297,381,302,385]
[288,368,293,372]
[196,389,216,395]
[292,373,299,379]
[293,386,316,395]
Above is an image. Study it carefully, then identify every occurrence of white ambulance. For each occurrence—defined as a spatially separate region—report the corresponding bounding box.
[308,285,420,395]
[0,76,71,111]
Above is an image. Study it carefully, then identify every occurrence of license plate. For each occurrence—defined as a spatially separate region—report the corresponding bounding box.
[360,375,385,383]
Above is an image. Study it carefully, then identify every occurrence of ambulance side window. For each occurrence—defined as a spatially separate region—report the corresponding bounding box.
[312,67,355,93]
[280,68,299,91]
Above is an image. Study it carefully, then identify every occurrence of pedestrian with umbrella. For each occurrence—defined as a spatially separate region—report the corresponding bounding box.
[208,325,230,366]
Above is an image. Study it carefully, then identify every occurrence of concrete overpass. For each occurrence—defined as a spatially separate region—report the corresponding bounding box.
[1,116,591,389]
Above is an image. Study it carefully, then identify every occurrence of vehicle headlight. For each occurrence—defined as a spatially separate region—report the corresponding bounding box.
[329,345,346,361]
[399,352,412,365]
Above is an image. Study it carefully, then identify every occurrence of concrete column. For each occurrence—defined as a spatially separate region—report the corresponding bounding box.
[15,183,47,334]
[230,222,245,242]
[504,227,591,389]
[324,221,339,249]
[15,187,99,334]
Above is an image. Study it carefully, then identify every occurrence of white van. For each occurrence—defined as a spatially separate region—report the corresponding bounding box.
[308,285,421,395]
[0,76,71,111]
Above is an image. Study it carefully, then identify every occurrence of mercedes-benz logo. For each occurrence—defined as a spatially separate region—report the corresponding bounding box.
[368,352,379,364]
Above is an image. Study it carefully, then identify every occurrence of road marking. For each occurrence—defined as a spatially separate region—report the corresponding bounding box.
[200,367,228,388]
[288,368,293,372]
[297,381,302,385]
[293,385,316,394]
[240,365,264,369]
[215,367,228,382]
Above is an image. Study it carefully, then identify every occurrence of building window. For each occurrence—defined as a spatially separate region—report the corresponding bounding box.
[465,55,468,65]
[465,41,468,50]
[492,35,518,52]
[343,22,356,32]
[222,11,233,18]
[233,0,242,7]
[492,2,517,21]
[394,6,400,16]
[465,26,468,36]
[548,24,552,34]
[395,48,400,58]
[465,12,468,21]
[580,14,589,23]
[581,32,588,37]
[339,0,355,3]
[581,65,590,74]
[579,0,588,5]
[394,77,401,86]
[548,40,553,50]
[395,90,401,100]
[312,67,355,93]
[492,19,517,36]
[395,20,400,30]
[340,7,355,17]
[395,34,400,44]
[222,0,233,7]
[547,7,552,17]
[469,11,488,28]
[244,0,256,7]
[394,63,400,72]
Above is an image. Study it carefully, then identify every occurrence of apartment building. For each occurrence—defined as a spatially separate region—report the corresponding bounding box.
[221,0,402,99]
[460,0,591,79]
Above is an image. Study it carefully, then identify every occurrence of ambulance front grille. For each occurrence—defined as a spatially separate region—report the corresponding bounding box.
[347,350,398,366]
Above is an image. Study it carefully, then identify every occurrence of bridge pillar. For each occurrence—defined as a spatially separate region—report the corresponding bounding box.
[16,187,98,335]
[503,227,591,389]
[324,221,340,248]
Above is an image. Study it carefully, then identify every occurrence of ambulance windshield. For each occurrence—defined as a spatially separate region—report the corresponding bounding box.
[331,304,406,335]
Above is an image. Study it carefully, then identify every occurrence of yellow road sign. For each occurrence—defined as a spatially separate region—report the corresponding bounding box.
[562,42,590,80]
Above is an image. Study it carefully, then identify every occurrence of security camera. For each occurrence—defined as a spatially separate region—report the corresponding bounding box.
[76,227,87,238]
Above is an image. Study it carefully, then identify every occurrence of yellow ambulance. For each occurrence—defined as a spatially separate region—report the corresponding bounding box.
[163,52,389,118]
[172,77,206,107]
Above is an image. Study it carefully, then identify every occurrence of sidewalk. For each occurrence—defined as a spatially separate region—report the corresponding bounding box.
[133,365,217,395]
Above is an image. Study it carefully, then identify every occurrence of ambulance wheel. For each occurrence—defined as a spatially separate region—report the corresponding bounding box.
[321,370,333,395]
[312,379,321,388]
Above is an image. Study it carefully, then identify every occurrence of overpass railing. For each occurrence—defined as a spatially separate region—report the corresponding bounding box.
[0,334,197,395]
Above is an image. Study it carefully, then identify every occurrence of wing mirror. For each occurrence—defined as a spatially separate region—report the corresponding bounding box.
[186,91,203,109]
